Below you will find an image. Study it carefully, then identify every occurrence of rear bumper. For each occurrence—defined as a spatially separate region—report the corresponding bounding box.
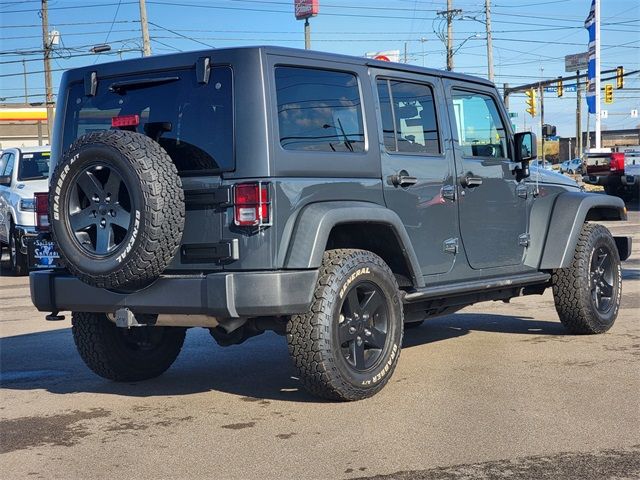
[621,175,639,188]
[582,174,620,186]
[30,269,318,318]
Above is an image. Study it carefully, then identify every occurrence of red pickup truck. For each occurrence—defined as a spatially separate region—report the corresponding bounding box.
[583,148,638,199]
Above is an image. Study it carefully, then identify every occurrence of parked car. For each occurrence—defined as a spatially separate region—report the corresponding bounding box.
[29,47,631,401]
[0,146,51,274]
[583,149,636,198]
[532,160,554,171]
[621,148,640,199]
[560,158,583,174]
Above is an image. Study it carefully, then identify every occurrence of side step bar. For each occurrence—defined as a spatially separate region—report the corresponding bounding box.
[403,272,551,303]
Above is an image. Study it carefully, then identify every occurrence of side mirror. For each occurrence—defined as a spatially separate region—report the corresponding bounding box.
[0,175,11,187]
[514,132,537,162]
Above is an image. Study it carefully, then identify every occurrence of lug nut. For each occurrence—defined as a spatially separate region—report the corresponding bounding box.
[356,337,363,346]
[364,329,371,336]
[349,326,356,334]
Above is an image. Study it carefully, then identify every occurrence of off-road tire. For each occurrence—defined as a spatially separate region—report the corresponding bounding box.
[72,312,186,381]
[50,130,184,290]
[287,249,403,401]
[552,223,622,334]
[8,223,27,276]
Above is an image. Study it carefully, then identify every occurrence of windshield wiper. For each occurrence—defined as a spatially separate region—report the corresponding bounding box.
[109,76,180,94]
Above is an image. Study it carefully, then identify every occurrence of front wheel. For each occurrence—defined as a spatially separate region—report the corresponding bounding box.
[287,249,403,401]
[552,223,622,334]
[72,312,186,381]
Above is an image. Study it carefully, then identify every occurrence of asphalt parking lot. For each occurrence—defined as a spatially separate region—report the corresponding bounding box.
[1,208,639,479]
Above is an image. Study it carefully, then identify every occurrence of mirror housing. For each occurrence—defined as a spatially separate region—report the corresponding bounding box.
[514,131,537,162]
[0,175,11,187]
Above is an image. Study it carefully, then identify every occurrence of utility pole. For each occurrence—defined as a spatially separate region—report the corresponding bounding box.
[22,60,29,104]
[576,70,582,157]
[437,1,462,71]
[485,0,494,82]
[503,82,509,110]
[139,0,152,56]
[41,0,54,142]
[446,0,454,70]
[404,42,408,63]
[539,68,545,163]
[304,18,311,50]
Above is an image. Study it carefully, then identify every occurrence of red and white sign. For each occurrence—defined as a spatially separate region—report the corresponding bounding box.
[365,50,401,63]
[295,0,319,20]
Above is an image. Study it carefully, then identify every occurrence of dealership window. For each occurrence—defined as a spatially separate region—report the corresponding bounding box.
[275,66,365,152]
[376,78,440,155]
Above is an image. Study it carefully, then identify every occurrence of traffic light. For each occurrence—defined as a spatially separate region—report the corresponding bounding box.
[616,66,624,89]
[557,77,563,98]
[604,84,613,104]
[525,89,537,117]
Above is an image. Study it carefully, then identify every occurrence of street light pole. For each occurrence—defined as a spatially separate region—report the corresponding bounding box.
[304,18,311,49]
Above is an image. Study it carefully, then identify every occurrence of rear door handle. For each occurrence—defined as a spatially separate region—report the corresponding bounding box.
[388,170,418,188]
[461,176,483,188]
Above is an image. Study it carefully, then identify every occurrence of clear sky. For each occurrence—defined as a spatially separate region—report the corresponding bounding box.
[1,0,638,138]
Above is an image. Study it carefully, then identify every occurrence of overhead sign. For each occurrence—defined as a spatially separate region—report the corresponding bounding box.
[565,52,589,72]
[544,84,577,93]
[365,50,401,63]
[294,0,319,20]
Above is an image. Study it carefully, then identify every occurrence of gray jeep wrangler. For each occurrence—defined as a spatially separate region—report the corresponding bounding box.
[30,46,631,401]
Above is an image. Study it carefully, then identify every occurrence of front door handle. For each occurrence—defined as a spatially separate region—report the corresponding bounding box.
[461,176,483,188]
[388,170,418,188]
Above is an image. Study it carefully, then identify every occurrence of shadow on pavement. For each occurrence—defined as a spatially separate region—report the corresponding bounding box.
[0,313,568,402]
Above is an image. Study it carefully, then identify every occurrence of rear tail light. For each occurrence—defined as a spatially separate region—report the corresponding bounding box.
[233,182,271,227]
[610,152,625,172]
[111,114,140,128]
[34,192,50,231]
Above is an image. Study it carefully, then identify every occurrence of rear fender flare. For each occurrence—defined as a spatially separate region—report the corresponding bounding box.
[282,201,425,288]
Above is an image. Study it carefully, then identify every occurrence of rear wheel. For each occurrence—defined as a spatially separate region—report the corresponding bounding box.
[72,312,186,381]
[552,223,621,334]
[287,249,403,401]
[8,224,27,276]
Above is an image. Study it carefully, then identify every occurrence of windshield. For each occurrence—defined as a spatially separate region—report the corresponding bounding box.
[18,151,50,181]
[62,66,234,175]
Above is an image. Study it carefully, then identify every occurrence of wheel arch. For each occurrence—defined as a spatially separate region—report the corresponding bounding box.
[527,191,627,270]
[282,201,425,288]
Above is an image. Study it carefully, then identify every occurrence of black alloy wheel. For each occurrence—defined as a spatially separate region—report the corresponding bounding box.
[590,246,615,314]
[67,163,133,257]
[338,281,389,372]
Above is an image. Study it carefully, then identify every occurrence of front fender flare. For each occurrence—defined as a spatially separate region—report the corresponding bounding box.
[531,192,626,270]
[283,201,425,288]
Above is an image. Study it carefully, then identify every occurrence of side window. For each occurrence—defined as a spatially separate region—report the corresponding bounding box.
[376,78,440,155]
[275,66,365,152]
[0,154,8,176]
[2,153,15,177]
[451,91,508,159]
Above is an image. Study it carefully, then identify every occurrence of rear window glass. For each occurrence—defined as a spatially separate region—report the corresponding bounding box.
[62,66,234,174]
[275,66,365,153]
[18,151,50,181]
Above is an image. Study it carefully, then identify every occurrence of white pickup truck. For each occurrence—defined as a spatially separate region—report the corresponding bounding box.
[0,146,51,274]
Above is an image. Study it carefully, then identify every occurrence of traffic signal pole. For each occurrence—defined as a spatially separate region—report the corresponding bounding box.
[576,70,581,157]
[539,83,545,163]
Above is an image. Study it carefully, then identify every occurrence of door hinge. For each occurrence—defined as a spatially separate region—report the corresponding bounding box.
[441,184,456,201]
[443,237,459,254]
[516,183,528,199]
[518,233,530,247]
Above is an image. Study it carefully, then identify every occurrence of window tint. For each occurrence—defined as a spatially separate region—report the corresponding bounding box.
[452,91,508,159]
[276,67,365,152]
[0,153,10,176]
[2,153,15,177]
[376,79,440,155]
[18,151,50,181]
[63,66,234,174]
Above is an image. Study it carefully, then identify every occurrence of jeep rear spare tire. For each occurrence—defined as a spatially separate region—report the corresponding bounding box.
[50,130,184,290]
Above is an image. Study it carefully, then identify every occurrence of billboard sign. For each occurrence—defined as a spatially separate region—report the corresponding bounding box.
[365,50,401,63]
[565,52,589,72]
[295,0,319,20]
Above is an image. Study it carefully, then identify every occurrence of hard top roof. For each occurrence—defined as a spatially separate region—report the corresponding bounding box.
[65,45,494,88]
